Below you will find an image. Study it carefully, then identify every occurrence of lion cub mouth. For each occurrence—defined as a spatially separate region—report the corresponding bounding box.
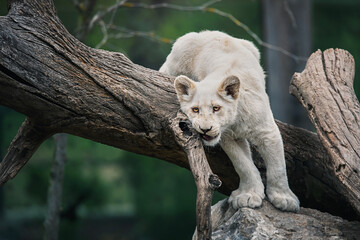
[201,134,218,142]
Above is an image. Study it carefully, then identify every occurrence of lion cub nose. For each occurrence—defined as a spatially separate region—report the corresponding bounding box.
[200,127,212,134]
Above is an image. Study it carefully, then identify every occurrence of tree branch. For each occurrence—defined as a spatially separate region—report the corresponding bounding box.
[0,118,51,185]
[171,112,221,240]
[87,0,306,62]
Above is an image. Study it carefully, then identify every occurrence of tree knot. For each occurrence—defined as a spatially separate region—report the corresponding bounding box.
[209,174,222,190]
[179,121,193,137]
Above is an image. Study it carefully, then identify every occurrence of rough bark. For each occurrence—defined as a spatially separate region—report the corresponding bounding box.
[171,112,221,240]
[193,199,360,240]
[0,118,51,182]
[290,48,360,217]
[0,1,359,234]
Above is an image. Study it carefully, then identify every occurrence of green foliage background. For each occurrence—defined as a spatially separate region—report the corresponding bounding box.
[0,0,359,239]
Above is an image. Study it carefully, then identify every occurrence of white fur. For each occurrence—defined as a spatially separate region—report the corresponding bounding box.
[160,31,299,212]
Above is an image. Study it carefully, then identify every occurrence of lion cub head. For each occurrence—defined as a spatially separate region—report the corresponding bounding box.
[174,75,240,146]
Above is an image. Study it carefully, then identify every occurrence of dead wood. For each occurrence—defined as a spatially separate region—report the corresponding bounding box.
[290,48,360,217]
[171,112,221,240]
[0,2,359,236]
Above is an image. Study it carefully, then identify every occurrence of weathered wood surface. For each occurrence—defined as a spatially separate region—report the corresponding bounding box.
[193,199,360,240]
[171,112,221,240]
[0,118,51,182]
[0,0,358,225]
[290,49,360,216]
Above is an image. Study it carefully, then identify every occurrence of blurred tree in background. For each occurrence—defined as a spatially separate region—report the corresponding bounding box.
[0,0,359,239]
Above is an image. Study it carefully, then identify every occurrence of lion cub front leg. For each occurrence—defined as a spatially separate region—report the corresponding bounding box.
[252,125,300,212]
[220,136,265,209]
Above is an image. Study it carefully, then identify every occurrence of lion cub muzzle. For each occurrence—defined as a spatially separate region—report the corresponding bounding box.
[198,126,218,142]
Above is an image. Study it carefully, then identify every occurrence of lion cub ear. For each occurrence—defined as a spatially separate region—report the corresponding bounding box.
[174,75,197,102]
[218,75,240,102]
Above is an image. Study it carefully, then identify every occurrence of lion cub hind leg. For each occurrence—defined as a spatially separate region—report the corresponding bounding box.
[220,136,265,209]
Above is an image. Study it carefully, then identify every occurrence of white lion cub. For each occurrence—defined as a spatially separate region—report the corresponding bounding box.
[160,31,299,212]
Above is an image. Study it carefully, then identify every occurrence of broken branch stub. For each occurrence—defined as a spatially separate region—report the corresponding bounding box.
[290,48,360,216]
[171,111,221,240]
[0,118,51,185]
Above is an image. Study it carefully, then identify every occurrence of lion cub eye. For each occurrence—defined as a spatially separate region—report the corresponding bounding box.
[213,106,221,112]
[192,107,199,113]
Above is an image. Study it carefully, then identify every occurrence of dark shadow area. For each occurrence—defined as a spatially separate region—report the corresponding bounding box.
[0,1,8,16]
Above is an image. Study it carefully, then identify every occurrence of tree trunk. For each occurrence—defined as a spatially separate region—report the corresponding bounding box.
[43,133,67,240]
[262,0,312,129]
[290,48,360,217]
[0,1,359,237]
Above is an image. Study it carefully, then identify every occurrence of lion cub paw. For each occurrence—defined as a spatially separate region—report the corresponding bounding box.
[228,188,265,209]
[267,187,300,212]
